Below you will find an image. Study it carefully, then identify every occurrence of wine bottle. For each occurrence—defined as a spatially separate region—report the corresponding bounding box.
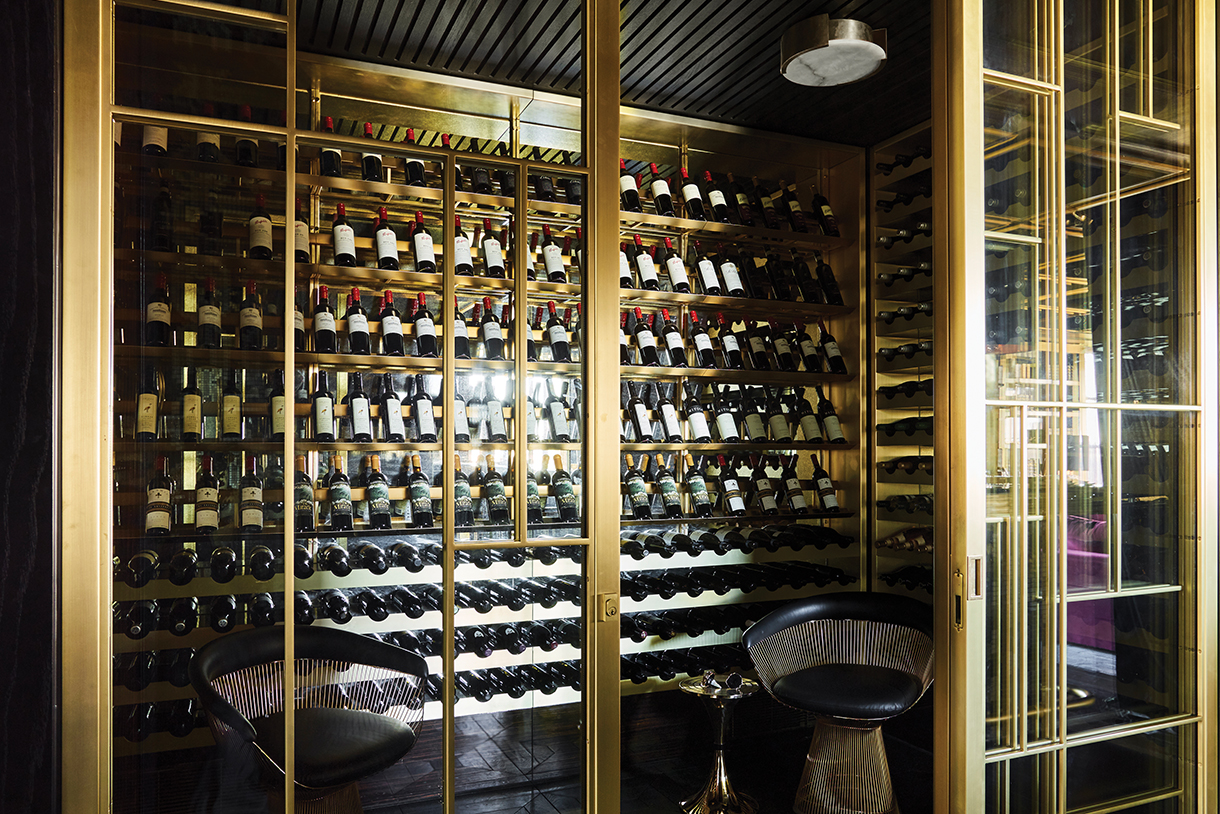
[778,180,809,232]
[191,101,222,162]
[623,454,652,520]
[646,384,679,444]
[764,250,796,301]
[710,384,740,442]
[814,385,846,443]
[331,203,357,267]
[750,457,780,515]
[375,289,404,356]
[319,116,342,176]
[541,224,567,283]
[658,236,691,293]
[311,370,335,441]
[483,455,510,523]
[177,366,203,443]
[144,456,173,535]
[500,303,515,361]
[354,455,388,530]
[413,292,438,358]
[619,158,642,211]
[480,217,506,278]
[144,272,171,347]
[293,591,316,625]
[150,178,174,252]
[744,321,772,371]
[293,455,315,532]
[477,296,504,360]
[236,281,263,351]
[818,320,848,374]
[545,378,571,442]
[552,453,579,523]
[632,306,660,367]
[771,322,797,371]
[716,244,746,297]
[679,309,715,370]
[235,104,258,167]
[245,193,274,261]
[545,301,571,363]
[485,379,508,443]
[290,198,311,265]
[811,454,839,512]
[651,308,685,368]
[167,597,200,636]
[450,454,474,526]
[692,241,722,295]
[625,380,653,443]
[208,594,239,633]
[648,162,675,216]
[705,170,732,223]
[813,251,845,306]
[525,460,544,523]
[631,234,660,290]
[809,184,840,236]
[789,323,821,372]
[412,374,437,443]
[404,128,426,186]
[345,372,372,442]
[739,387,768,441]
[325,455,353,531]
[740,247,772,299]
[448,297,471,360]
[358,121,383,181]
[313,285,337,353]
[377,372,406,442]
[410,211,436,273]
[194,276,221,350]
[681,383,712,443]
[525,232,538,280]
[678,168,706,220]
[369,206,400,270]
[267,369,286,441]
[652,454,683,519]
[221,368,242,440]
[341,287,369,355]
[239,455,264,532]
[725,172,754,225]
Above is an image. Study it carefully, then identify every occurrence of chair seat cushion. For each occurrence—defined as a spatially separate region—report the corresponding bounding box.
[252,707,417,789]
[772,664,924,721]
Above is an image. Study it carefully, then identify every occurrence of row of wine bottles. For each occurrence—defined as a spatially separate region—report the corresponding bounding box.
[618,238,844,305]
[619,160,841,237]
[621,311,849,375]
[622,381,846,446]
[875,526,934,554]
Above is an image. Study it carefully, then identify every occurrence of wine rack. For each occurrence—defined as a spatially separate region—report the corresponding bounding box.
[870,121,936,597]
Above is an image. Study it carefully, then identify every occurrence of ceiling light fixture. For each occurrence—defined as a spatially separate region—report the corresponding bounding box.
[780,14,888,87]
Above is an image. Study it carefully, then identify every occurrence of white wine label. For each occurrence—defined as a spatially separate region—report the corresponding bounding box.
[769,414,790,440]
[636,327,656,350]
[694,332,714,354]
[489,402,508,438]
[385,399,405,439]
[757,481,779,512]
[198,304,221,328]
[240,487,264,528]
[145,488,172,531]
[761,194,777,210]
[333,223,356,257]
[721,332,740,353]
[416,402,436,437]
[381,314,402,337]
[816,477,839,509]
[619,251,632,281]
[635,254,658,285]
[347,312,369,337]
[525,404,537,439]
[146,301,170,325]
[716,412,738,440]
[774,336,792,358]
[222,395,242,435]
[376,227,398,261]
[315,397,334,434]
[182,394,202,435]
[271,396,286,435]
[620,330,629,351]
[822,414,845,442]
[196,131,220,147]
[482,238,503,270]
[821,204,835,218]
[651,179,671,199]
[626,473,649,508]
[294,309,305,334]
[543,243,565,277]
[415,315,436,339]
[789,199,803,213]
[453,317,469,339]
[239,307,262,330]
[660,403,681,438]
[665,256,690,288]
[549,324,569,348]
[314,311,336,334]
[799,338,819,360]
[744,412,766,440]
[735,192,750,207]
[249,216,272,250]
[708,190,727,208]
[687,410,710,440]
[295,220,310,254]
[619,174,637,193]
[801,414,823,442]
[142,125,168,151]
[454,235,473,267]
[547,402,566,434]
[823,339,843,359]
[697,259,719,290]
[665,330,685,353]
[351,398,371,437]
[682,183,702,202]
[482,320,501,342]
[413,231,435,264]
[720,262,742,292]
[195,487,220,529]
[721,478,745,513]
[748,336,767,356]
[632,403,650,437]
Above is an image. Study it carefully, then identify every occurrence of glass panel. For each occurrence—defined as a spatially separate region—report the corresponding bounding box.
[983,0,1040,79]
[1066,726,1180,810]
[1024,409,1059,745]
[1066,593,1180,734]
[1121,411,1188,589]
[1066,409,1114,593]
[985,754,1057,814]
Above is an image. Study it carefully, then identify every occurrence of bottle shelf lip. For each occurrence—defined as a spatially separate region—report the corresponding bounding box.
[114,519,586,545]
[618,442,857,452]
[113,343,448,372]
[618,288,853,320]
[620,365,854,385]
[619,513,853,526]
[618,209,851,252]
[873,155,933,190]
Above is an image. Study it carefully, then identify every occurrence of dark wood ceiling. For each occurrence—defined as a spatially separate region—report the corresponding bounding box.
[292,0,930,147]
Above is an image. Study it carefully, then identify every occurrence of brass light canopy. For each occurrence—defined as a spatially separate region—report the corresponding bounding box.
[780,14,888,87]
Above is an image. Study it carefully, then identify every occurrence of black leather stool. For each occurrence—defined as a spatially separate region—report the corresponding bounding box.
[742,594,933,814]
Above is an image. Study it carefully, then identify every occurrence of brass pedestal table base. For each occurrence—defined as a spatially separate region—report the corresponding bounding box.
[679,675,761,814]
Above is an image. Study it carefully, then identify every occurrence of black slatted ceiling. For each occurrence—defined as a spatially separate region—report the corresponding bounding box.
[294,0,930,147]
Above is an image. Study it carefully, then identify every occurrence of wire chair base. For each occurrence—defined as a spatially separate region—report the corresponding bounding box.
[793,719,897,814]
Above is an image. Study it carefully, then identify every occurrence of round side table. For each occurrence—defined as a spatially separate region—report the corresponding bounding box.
[679,675,760,814]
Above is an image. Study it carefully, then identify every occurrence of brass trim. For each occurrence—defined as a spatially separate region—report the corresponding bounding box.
[282,3,297,810]
[116,0,289,31]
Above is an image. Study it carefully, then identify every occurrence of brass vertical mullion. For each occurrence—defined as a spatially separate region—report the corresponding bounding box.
[513,156,528,544]
[1016,403,1029,752]
[283,6,297,812]
[440,155,456,814]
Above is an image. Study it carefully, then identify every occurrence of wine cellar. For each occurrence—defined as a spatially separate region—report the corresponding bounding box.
[55,1,1219,813]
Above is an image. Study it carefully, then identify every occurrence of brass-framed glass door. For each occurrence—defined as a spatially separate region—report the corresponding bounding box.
[937,0,1217,810]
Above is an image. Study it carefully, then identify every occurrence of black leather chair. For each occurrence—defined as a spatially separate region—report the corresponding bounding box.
[742,594,933,814]
[190,626,428,813]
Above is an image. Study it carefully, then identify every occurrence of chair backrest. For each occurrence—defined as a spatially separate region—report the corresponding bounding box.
[742,592,932,651]
[190,627,429,744]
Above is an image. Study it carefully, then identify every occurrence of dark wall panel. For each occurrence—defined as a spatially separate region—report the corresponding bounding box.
[0,0,60,811]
